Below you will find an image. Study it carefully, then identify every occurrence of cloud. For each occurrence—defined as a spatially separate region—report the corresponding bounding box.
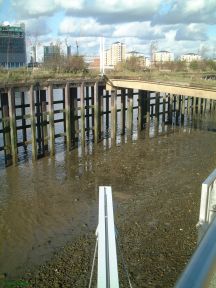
[113,22,164,40]
[59,17,112,37]
[11,0,84,17]
[25,18,52,36]
[55,0,84,10]
[65,0,162,24]
[152,0,216,25]
[175,24,208,41]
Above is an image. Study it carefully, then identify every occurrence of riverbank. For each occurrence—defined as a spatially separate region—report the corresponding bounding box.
[13,128,216,287]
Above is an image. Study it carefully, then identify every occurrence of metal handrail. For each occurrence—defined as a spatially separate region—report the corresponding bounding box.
[175,216,216,288]
[175,168,216,288]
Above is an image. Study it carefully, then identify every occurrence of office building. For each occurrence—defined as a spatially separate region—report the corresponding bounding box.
[44,45,61,62]
[0,23,26,68]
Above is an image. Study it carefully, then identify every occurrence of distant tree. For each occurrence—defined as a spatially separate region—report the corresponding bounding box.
[64,55,87,73]
[174,60,187,71]
[42,54,87,73]
[125,56,142,71]
[115,56,143,72]
[206,60,216,71]
[189,61,199,70]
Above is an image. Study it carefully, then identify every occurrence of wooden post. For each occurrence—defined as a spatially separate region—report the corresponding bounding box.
[80,82,85,145]
[48,84,55,156]
[198,97,201,114]
[99,85,104,140]
[174,95,178,124]
[127,88,133,134]
[192,97,197,114]
[65,82,71,151]
[138,90,145,130]
[169,94,174,124]
[94,82,99,143]
[146,91,151,124]
[29,85,37,160]
[1,93,12,166]
[203,99,207,114]
[181,96,185,122]
[173,95,176,112]
[121,89,126,134]
[111,88,117,140]
[91,86,95,128]
[209,99,213,112]
[155,92,160,124]
[8,88,17,164]
[162,93,166,123]
[70,87,78,145]
[206,99,211,113]
[40,90,48,153]
[188,97,191,114]
[105,90,109,129]
[85,86,90,131]
[21,91,27,144]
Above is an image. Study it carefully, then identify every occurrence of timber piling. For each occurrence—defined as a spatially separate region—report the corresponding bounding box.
[0,78,215,167]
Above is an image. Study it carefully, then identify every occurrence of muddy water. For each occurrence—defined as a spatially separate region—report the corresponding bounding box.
[1,111,216,286]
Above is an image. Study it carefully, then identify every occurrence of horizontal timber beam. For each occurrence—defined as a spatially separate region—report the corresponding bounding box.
[108,79,216,100]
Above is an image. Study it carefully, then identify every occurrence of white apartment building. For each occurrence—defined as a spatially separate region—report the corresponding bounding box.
[105,42,126,66]
[153,51,174,63]
[180,53,202,62]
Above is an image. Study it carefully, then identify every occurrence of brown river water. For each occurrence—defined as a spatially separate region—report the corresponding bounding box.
[1,107,216,287]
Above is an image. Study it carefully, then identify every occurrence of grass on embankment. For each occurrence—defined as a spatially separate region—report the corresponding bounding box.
[107,69,216,89]
[0,68,216,89]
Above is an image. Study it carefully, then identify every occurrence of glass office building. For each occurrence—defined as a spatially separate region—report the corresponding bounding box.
[0,24,26,68]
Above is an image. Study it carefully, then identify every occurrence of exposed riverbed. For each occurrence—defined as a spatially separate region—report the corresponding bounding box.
[1,114,216,287]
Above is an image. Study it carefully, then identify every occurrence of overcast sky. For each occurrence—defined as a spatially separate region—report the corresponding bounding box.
[0,0,216,61]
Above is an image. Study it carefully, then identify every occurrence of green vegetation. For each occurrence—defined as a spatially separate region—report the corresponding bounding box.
[107,58,216,89]
[0,279,29,287]
[0,57,216,89]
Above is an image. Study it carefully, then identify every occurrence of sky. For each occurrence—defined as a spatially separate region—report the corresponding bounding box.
[0,0,216,62]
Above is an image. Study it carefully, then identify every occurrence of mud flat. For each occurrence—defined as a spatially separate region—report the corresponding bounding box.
[18,128,216,288]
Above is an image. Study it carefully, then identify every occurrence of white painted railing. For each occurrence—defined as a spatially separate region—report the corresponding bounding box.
[97,186,119,288]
